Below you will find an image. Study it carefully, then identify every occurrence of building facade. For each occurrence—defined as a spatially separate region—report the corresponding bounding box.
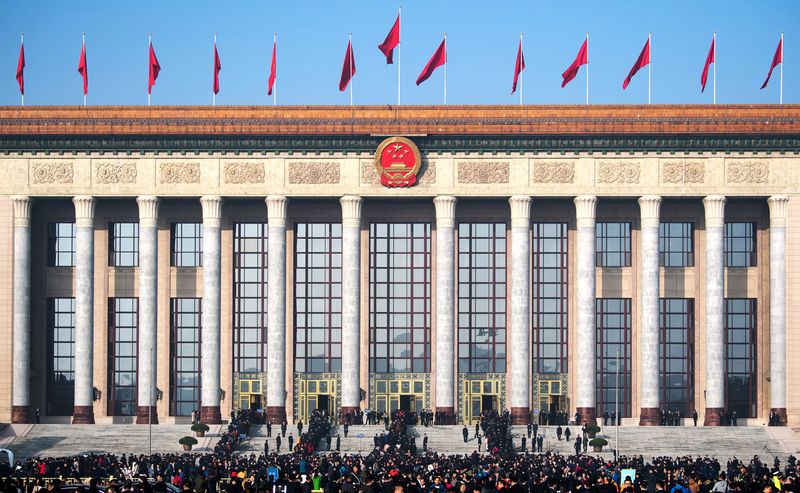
[0,105,798,426]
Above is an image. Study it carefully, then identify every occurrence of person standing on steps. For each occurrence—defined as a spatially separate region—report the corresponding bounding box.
[297,420,303,436]
[276,434,282,453]
[336,434,341,452]
[556,425,563,441]
[521,436,526,452]
[266,421,272,437]
[423,433,428,452]
[288,433,294,452]
[527,423,532,438]
[475,422,480,438]
[281,420,287,437]
[574,437,582,456]
[462,426,469,443]
[325,434,332,450]
[344,422,349,437]
[692,409,698,427]
[536,434,543,453]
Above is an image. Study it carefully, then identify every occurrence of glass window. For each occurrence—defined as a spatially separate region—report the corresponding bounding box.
[659,298,694,415]
[109,222,139,267]
[171,223,203,267]
[596,222,631,267]
[234,223,268,373]
[47,297,75,415]
[47,222,76,267]
[170,298,201,416]
[596,298,632,418]
[108,297,138,416]
[659,222,694,267]
[725,298,757,418]
[724,222,756,267]
[533,223,568,374]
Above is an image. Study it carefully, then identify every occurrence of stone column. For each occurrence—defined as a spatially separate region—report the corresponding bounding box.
[200,196,224,424]
[266,195,288,423]
[433,196,457,424]
[136,196,160,424]
[574,196,598,425]
[509,196,532,425]
[638,195,662,426]
[768,195,789,426]
[72,196,96,424]
[339,195,363,422]
[703,196,727,426]
[11,196,31,424]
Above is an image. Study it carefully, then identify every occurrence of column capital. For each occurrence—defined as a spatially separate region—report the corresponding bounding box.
[340,195,363,228]
[200,196,224,228]
[136,195,160,228]
[508,195,532,228]
[638,195,662,228]
[10,196,31,228]
[433,195,457,228]
[266,195,289,227]
[574,195,598,228]
[72,196,96,228]
[768,195,790,227]
[703,195,727,228]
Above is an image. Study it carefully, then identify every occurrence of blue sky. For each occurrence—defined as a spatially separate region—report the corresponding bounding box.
[2,1,797,106]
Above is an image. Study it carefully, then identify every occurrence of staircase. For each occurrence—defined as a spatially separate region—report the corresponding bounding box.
[236,424,325,455]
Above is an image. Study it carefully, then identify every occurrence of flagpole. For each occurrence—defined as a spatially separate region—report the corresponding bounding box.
[780,31,783,105]
[713,32,716,105]
[648,32,652,105]
[148,33,152,107]
[82,32,87,107]
[586,32,590,105]
[213,33,217,107]
[397,7,401,106]
[273,33,277,106]
[20,33,24,107]
[519,33,523,106]
[349,33,353,107]
[443,33,447,105]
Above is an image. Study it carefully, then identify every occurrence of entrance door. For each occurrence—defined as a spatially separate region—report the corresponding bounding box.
[462,379,502,424]
[373,379,426,414]
[297,379,337,423]
[250,394,262,410]
[238,376,263,411]
[481,395,496,413]
[317,394,330,412]
[399,394,412,411]
[549,395,559,415]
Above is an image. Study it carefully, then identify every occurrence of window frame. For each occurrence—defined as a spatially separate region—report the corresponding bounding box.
[108,222,140,267]
[46,297,76,416]
[170,222,203,267]
[659,222,695,267]
[170,298,202,417]
[724,298,757,418]
[532,222,569,374]
[595,221,632,268]
[47,222,76,267]
[233,222,269,374]
[724,222,757,268]
[595,298,632,418]
[108,297,139,417]
[659,298,695,415]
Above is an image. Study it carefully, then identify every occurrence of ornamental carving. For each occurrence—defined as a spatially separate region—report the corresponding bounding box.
[418,161,436,185]
[159,161,201,184]
[597,160,640,184]
[726,160,769,184]
[361,162,378,184]
[457,161,510,184]
[287,162,340,184]
[94,161,137,184]
[661,160,705,184]
[31,161,74,184]
[531,161,575,183]
[223,161,265,184]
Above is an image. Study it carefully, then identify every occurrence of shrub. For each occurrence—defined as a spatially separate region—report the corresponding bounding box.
[585,424,601,434]
[589,437,608,447]
[179,436,198,446]
[191,423,210,432]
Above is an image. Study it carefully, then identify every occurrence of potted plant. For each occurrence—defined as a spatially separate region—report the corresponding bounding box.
[179,436,198,452]
[589,437,608,452]
[585,424,601,438]
[192,423,210,437]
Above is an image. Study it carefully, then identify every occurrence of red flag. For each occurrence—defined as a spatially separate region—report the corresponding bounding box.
[761,37,783,89]
[416,38,446,86]
[511,39,525,94]
[213,41,221,95]
[16,42,25,96]
[700,37,715,93]
[562,38,588,88]
[622,38,650,89]
[148,41,160,95]
[378,14,400,64]
[339,39,356,92]
[268,37,277,96]
[78,42,88,96]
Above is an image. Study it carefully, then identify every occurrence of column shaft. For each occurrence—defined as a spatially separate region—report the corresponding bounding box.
[339,196,363,422]
[434,196,457,424]
[200,196,223,424]
[72,196,96,424]
[136,196,159,424]
[266,196,288,423]
[509,196,531,425]
[639,196,662,426]
[703,195,726,426]
[11,196,31,424]
[574,196,598,425]
[768,196,789,425]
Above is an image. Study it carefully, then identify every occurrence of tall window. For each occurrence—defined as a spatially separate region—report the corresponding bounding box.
[725,298,757,418]
[532,223,568,374]
[725,222,756,267]
[47,297,75,416]
[457,223,507,373]
[596,222,631,267]
[659,298,695,414]
[171,223,203,267]
[108,297,138,416]
[659,222,694,267]
[170,298,201,416]
[295,223,343,373]
[596,298,632,418]
[109,222,139,267]
[369,223,431,373]
[233,223,268,373]
[47,222,76,267]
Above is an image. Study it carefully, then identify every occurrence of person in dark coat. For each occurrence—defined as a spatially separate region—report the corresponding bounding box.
[297,420,303,436]
[281,420,287,437]
[462,426,469,443]
[325,435,332,450]
[574,437,582,456]
[267,422,272,437]
[423,434,428,452]
[556,425,563,441]
[288,433,294,452]
[536,434,543,452]
[692,409,698,426]
[564,427,571,442]
[276,434,282,453]
[335,434,341,451]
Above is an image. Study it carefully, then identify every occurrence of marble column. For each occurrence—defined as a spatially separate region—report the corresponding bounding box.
[509,196,532,425]
[638,196,662,426]
[11,196,31,424]
[72,196,96,424]
[703,195,726,426]
[266,195,288,423]
[574,196,598,425]
[136,196,160,424]
[768,195,789,426]
[200,196,223,424]
[434,196,457,424]
[339,195,363,422]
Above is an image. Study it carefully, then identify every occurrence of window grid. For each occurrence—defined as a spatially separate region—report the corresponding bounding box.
[659,298,695,415]
[47,222,76,267]
[171,223,203,267]
[47,297,75,416]
[369,223,431,374]
[724,222,756,267]
[233,223,269,373]
[659,222,694,267]
[170,298,202,417]
[725,298,757,418]
[294,223,343,373]
[457,223,507,373]
[109,222,139,267]
[532,222,568,374]
[596,222,631,267]
[108,297,138,416]
[596,298,632,418]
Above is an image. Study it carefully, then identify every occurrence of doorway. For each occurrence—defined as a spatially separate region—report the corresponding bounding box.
[399,394,412,411]
[373,379,426,414]
[462,378,502,424]
[317,394,330,412]
[249,394,262,410]
[482,395,496,413]
[297,378,338,422]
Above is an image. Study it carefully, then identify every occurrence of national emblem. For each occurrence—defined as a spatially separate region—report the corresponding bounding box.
[374,137,422,187]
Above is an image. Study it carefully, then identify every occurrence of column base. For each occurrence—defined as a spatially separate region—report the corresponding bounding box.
[11,406,30,424]
[704,407,723,426]
[200,406,222,424]
[135,406,159,425]
[340,406,360,424]
[72,406,95,424]
[435,407,456,425]
[771,408,788,426]
[266,406,287,424]
[639,407,660,426]
[510,407,530,425]
[575,407,596,425]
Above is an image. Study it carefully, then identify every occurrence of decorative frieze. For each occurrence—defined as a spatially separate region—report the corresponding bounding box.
[726,159,769,184]
[531,160,575,184]
[31,161,74,184]
[94,160,137,184]
[457,161,510,184]
[159,161,200,184]
[418,161,436,185]
[661,160,705,184]
[223,161,264,184]
[597,160,641,184]
[287,161,340,184]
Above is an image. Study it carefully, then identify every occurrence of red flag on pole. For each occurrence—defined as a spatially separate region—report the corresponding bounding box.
[700,37,715,93]
[622,38,650,89]
[213,41,221,95]
[148,41,160,95]
[339,39,356,92]
[268,36,277,96]
[416,38,447,85]
[760,37,783,89]
[378,14,400,64]
[16,41,25,96]
[78,40,88,96]
[561,38,588,88]
[512,39,525,94]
